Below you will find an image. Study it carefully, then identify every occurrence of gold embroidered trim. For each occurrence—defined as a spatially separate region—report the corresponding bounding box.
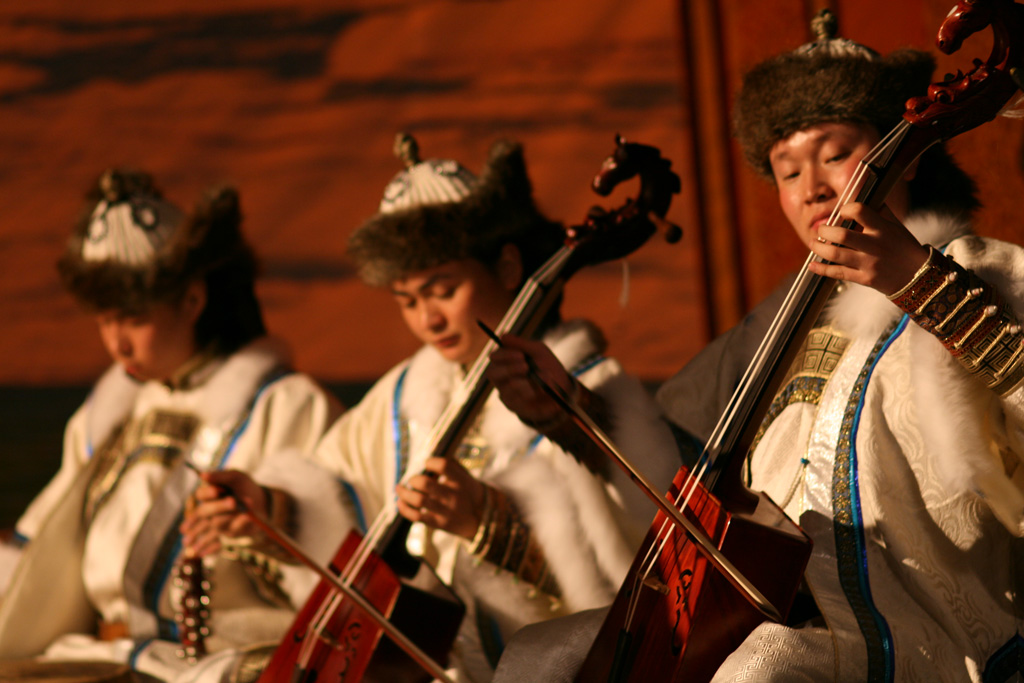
[84,409,200,524]
[221,537,292,608]
[747,326,849,493]
[786,326,851,384]
[229,643,277,683]
[457,418,494,474]
[888,246,1024,395]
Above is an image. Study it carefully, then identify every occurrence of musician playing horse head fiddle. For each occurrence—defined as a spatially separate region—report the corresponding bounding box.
[187,134,680,682]
[0,169,341,682]
[491,9,1024,683]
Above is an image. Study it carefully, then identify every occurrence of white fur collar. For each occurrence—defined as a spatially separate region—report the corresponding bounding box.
[823,211,972,339]
[85,336,292,453]
[399,319,606,473]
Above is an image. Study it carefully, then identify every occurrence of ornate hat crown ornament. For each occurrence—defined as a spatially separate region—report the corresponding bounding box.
[348,133,563,287]
[58,169,260,316]
[81,169,184,267]
[733,9,935,178]
[794,9,879,60]
[378,133,479,213]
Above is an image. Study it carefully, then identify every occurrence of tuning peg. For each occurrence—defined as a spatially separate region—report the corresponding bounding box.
[663,222,683,244]
[1012,67,1024,92]
[648,212,682,244]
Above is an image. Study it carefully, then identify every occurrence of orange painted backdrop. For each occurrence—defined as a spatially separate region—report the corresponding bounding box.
[0,0,699,387]
[1,0,1022,390]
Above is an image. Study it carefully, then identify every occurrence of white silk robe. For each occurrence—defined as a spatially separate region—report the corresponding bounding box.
[0,337,342,683]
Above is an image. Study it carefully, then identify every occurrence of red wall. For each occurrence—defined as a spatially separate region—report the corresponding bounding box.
[1,0,1022,386]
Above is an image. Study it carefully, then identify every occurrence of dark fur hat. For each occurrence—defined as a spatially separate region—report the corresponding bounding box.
[57,169,260,319]
[348,136,564,287]
[733,10,935,179]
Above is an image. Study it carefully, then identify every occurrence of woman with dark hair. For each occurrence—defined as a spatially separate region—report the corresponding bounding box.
[0,169,342,683]
[321,135,679,682]
[197,135,680,682]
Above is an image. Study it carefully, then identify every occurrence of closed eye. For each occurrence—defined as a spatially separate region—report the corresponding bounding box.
[393,294,416,309]
[434,287,456,300]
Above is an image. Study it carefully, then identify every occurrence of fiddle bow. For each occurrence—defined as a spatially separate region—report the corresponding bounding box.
[254,136,682,683]
[577,2,1024,681]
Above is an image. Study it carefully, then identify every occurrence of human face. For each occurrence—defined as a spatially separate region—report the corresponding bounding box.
[391,257,518,366]
[770,122,910,247]
[95,287,203,383]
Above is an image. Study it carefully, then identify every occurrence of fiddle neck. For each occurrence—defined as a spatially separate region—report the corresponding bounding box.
[372,135,682,565]
[702,120,939,496]
[419,244,575,461]
[377,243,577,562]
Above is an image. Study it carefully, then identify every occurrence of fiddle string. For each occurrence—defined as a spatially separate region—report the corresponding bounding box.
[624,513,681,628]
[296,592,345,670]
[304,250,576,662]
[339,247,574,587]
[664,123,901,513]
[623,460,714,625]
[298,244,576,661]
[179,461,456,683]
[624,465,709,628]
[623,127,905,628]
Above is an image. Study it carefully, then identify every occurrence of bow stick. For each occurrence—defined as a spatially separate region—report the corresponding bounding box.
[181,460,457,683]
[476,320,782,623]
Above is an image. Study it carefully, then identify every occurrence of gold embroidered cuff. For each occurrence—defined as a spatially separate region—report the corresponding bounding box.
[230,643,278,683]
[223,487,297,564]
[475,487,513,566]
[467,483,495,554]
[889,247,1024,395]
[517,535,562,601]
[221,537,292,608]
[467,485,561,599]
[887,245,940,305]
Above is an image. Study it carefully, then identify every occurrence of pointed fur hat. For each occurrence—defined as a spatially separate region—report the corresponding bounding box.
[57,168,258,314]
[348,134,564,287]
[733,9,935,178]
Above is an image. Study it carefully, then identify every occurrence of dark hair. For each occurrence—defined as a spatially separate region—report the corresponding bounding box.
[908,145,981,218]
[57,170,266,356]
[349,140,565,288]
[471,215,565,288]
[184,187,266,354]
